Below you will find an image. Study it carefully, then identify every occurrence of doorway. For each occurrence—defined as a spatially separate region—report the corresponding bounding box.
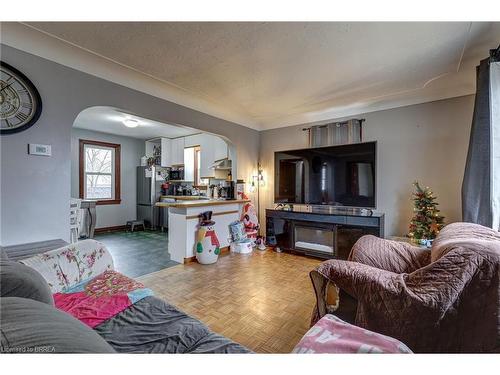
[71,106,236,277]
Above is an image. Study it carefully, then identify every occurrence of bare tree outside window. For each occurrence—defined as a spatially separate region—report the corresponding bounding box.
[79,139,121,204]
[85,146,114,199]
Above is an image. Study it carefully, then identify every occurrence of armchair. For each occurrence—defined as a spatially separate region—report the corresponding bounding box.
[310,222,500,353]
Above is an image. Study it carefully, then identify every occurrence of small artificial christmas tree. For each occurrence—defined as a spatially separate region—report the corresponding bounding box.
[408,181,445,241]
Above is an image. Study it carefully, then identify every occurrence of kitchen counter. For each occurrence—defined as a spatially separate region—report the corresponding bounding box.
[162,199,251,263]
[160,195,207,201]
[156,199,250,208]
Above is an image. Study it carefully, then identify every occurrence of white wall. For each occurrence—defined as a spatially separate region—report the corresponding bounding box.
[259,95,474,237]
[70,128,145,229]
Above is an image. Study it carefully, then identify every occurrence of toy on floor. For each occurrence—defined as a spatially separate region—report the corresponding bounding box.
[229,220,246,242]
[228,221,253,254]
[255,235,266,251]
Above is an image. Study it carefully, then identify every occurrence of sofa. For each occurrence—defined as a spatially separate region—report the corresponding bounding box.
[1,238,418,354]
[1,239,250,353]
[310,222,500,353]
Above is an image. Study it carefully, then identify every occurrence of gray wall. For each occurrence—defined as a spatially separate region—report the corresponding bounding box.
[259,95,474,237]
[70,128,145,229]
[0,44,260,246]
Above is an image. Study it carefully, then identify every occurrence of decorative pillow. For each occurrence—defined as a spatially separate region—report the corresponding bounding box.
[0,297,115,353]
[0,261,53,305]
[293,314,412,354]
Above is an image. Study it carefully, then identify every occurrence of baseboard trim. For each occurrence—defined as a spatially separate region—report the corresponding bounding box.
[183,246,230,264]
[94,225,128,234]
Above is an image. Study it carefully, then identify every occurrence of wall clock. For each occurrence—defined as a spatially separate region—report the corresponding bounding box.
[0,61,42,135]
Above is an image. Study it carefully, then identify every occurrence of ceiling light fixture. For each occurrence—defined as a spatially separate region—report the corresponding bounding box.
[123,118,139,128]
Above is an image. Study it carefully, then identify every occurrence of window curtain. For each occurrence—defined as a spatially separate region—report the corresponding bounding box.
[462,46,500,229]
[491,59,500,229]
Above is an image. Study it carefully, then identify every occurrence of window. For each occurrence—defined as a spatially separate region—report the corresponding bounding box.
[79,139,121,205]
[184,146,208,186]
[194,146,208,186]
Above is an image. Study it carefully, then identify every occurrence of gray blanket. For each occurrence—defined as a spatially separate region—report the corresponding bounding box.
[94,296,251,353]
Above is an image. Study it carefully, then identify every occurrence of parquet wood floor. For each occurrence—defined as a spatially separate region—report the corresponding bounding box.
[137,249,322,353]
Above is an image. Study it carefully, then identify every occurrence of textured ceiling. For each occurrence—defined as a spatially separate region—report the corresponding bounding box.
[21,22,500,129]
[73,106,200,140]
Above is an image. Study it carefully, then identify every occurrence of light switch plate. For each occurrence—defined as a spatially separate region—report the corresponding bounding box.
[28,144,52,156]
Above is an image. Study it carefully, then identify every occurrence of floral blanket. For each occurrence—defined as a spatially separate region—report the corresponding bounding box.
[21,240,114,293]
[21,240,153,329]
[53,270,154,328]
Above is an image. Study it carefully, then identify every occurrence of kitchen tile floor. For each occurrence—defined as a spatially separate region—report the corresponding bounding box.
[94,230,179,278]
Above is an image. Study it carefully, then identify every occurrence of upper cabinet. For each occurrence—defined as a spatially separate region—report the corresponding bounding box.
[183,147,195,182]
[199,137,215,179]
[146,134,227,173]
[184,134,203,148]
[160,138,171,167]
[145,137,177,168]
[145,138,164,167]
[145,139,158,158]
[184,133,228,179]
[170,138,185,166]
[213,136,228,161]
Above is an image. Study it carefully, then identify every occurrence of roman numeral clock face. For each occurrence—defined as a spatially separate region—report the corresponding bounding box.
[0,62,42,135]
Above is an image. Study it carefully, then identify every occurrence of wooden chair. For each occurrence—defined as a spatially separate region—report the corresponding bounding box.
[70,198,83,243]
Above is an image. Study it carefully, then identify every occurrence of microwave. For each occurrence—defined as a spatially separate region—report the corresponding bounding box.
[170,169,184,181]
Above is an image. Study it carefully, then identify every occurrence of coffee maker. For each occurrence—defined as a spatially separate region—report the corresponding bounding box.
[218,181,235,200]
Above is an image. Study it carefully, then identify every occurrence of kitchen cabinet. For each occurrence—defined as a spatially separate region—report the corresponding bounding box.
[213,136,228,161]
[184,147,195,182]
[199,142,214,179]
[160,138,171,167]
[184,133,218,179]
[192,134,228,179]
[184,134,203,148]
[145,139,158,158]
[146,134,227,171]
[200,135,214,179]
[146,138,169,167]
[170,137,185,166]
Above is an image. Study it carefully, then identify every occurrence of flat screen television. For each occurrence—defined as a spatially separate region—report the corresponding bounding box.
[274,141,376,208]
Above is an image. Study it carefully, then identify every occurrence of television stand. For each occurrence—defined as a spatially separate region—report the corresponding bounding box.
[265,205,384,260]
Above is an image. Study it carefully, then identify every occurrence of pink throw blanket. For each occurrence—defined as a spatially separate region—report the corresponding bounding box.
[294,314,412,354]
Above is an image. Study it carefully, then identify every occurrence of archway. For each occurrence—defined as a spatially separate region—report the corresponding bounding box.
[70,105,239,276]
